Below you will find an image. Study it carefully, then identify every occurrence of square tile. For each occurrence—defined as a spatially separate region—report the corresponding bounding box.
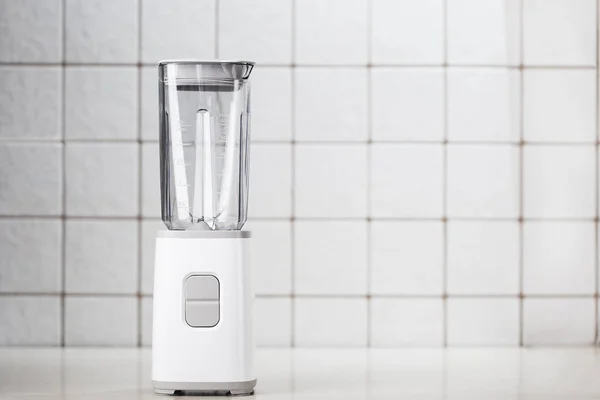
[0,0,62,62]
[0,67,61,140]
[66,220,138,294]
[523,145,596,218]
[447,221,519,295]
[141,67,159,141]
[370,144,443,218]
[218,0,291,64]
[295,298,367,346]
[447,0,521,65]
[295,221,367,295]
[524,222,595,295]
[295,68,368,142]
[0,143,62,216]
[371,0,443,65]
[371,68,444,142]
[523,69,596,143]
[142,142,160,218]
[251,67,292,141]
[141,297,152,346]
[524,298,595,345]
[255,297,292,346]
[447,298,520,345]
[141,0,215,63]
[371,298,444,347]
[447,68,520,142]
[65,296,138,346]
[295,0,368,65]
[523,0,596,66]
[245,220,292,295]
[66,67,138,140]
[0,219,62,293]
[0,296,60,345]
[370,221,443,295]
[447,145,519,218]
[249,144,292,218]
[141,219,163,295]
[295,144,368,218]
[65,0,138,62]
[65,143,138,217]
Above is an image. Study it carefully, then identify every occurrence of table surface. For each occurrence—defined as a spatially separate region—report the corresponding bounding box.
[1,348,599,399]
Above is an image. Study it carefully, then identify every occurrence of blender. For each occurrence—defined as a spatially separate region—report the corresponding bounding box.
[152,60,256,395]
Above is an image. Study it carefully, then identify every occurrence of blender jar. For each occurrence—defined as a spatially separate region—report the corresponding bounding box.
[158,60,254,231]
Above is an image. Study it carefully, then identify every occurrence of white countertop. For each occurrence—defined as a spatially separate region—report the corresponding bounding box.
[0,348,599,399]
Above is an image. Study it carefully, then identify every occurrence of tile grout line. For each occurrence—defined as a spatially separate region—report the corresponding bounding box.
[1,61,597,69]
[518,0,525,347]
[595,0,599,346]
[2,292,597,299]
[60,0,67,348]
[136,0,143,348]
[442,0,449,349]
[289,0,296,348]
[365,0,373,348]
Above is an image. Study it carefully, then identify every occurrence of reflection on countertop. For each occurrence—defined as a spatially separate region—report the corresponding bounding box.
[1,347,600,399]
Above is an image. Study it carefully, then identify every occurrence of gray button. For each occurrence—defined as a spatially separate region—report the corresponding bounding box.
[185,300,220,327]
[185,275,219,301]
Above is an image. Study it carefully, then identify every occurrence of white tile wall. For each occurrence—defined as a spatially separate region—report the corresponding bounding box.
[523,298,595,346]
[0,296,61,346]
[447,68,520,142]
[370,221,443,295]
[218,0,292,64]
[447,0,521,65]
[1,0,599,347]
[65,143,138,217]
[0,220,62,293]
[295,0,368,65]
[371,298,444,347]
[295,221,368,295]
[141,0,215,64]
[447,221,519,295]
[447,298,520,346]
[523,222,595,295]
[65,67,138,140]
[523,146,596,218]
[295,68,368,142]
[0,144,62,215]
[0,67,61,140]
[0,0,62,63]
[65,0,138,63]
[65,220,138,294]
[246,220,292,295]
[523,69,596,143]
[295,298,367,347]
[523,0,596,66]
[447,145,519,218]
[65,297,137,346]
[371,0,444,65]
[371,144,443,217]
[255,298,292,347]
[295,144,368,218]
[371,68,444,142]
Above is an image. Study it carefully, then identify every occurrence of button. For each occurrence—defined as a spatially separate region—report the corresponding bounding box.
[185,300,220,327]
[184,275,220,328]
[185,275,219,300]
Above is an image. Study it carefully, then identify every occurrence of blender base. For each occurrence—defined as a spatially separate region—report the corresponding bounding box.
[152,230,255,396]
[153,379,257,396]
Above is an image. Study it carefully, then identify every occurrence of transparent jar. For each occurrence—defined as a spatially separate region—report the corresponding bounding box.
[158,60,254,231]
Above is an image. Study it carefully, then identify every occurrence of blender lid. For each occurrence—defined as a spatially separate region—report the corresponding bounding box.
[159,60,255,81]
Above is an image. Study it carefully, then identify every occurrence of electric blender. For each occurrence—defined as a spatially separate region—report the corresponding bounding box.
[152,60,256,395]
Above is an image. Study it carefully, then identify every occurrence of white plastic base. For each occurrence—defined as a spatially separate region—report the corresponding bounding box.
[152,230,255,395]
